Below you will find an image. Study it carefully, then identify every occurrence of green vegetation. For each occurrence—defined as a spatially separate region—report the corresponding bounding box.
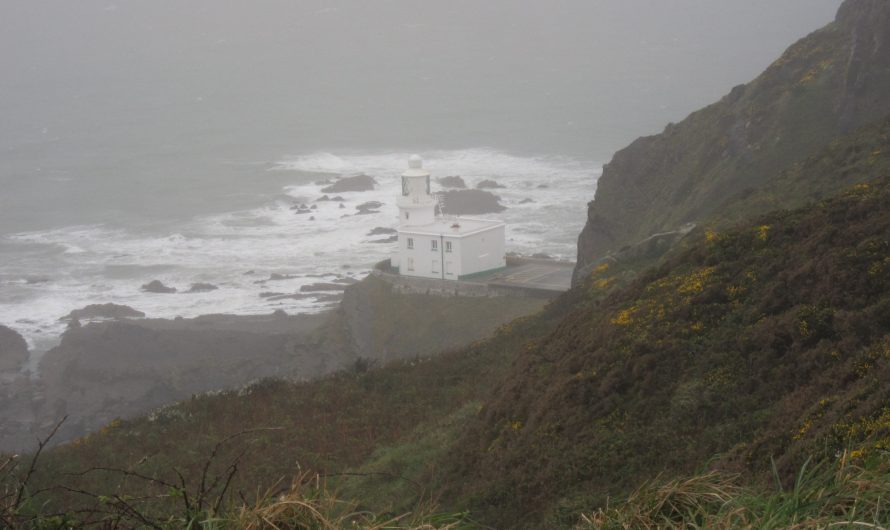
[1,283,568,528]
[442,177,890,527]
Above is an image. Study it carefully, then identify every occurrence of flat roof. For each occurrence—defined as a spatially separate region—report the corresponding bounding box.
[398,216,504,237]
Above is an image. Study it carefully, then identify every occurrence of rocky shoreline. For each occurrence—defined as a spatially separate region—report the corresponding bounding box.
[0,310,334,453]
[0,270,548,454]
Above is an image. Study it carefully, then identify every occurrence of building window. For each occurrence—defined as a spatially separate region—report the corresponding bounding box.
[405,211,410,220]
[432,260,439,274]
[445,241,452,253]
[407,257,414,271]
[407,237,414,249]
[431,239,438,251]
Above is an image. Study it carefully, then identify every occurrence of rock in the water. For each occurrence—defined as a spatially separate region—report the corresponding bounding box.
[266,273,299,282]
[0,325,28,373]
[518,198,535,204]
[321,174,377,193]
[355,201,384,215]
[367,227,397,236]
[63,303,146,321]
[141,280,177,293]
[437,176,467,189]
[187,283,218,293]
[536,184,549,189]
[264,292,316,301]
[369,236,398,244]
[339,203,346,209]
[476,179,505,189]
[300,282,348,292]
[438,190,507,215]
[332,277,360,285]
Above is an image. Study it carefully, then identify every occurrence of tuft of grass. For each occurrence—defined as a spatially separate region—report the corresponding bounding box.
[231,472,469,530]
[578,453,890,530]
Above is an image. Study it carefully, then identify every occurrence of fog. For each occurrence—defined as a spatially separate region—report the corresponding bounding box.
[3,1,840,159]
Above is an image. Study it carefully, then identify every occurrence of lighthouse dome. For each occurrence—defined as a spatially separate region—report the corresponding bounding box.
[408,154,423,169]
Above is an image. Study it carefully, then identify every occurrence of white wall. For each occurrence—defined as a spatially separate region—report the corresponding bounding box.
[397,232,445,280]
[459,225,505,277]
[397,225,505,280]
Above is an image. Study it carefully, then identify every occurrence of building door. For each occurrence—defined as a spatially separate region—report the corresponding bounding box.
[445,260,453,276]
[431,259,439,275]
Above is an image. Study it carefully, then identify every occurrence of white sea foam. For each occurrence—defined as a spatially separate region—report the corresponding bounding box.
[0,148,600,350]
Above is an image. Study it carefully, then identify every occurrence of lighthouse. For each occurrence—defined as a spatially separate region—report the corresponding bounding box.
[397,154,437,227]
[393,155,506,280]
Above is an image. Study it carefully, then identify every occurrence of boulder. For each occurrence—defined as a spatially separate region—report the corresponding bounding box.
[321,174,376,193]
[63,303,146,321]
[476,179,505,189]
[355,201,384,215]
[437,176,467,189]
[141,280,177,293]
[186,283,218,293]
[0,325,28,373]
[367,227,397,236]
[438,190,507,215]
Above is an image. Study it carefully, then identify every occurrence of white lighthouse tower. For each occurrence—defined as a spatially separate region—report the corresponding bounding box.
[394,155,506,280]
[397,154,437,227]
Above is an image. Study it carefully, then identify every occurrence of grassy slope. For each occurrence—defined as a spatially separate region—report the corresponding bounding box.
[10,285,566,525]
[442,177,890,528]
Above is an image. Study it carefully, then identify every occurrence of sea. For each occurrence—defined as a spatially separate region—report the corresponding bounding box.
[0,148,599,352]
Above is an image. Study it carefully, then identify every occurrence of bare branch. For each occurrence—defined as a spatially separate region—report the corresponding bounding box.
[13,415,67,510]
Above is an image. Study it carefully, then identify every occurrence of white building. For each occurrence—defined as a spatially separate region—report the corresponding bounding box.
[393,155,506,280]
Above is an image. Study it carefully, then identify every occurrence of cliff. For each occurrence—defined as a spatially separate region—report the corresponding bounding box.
[575,0,890,282]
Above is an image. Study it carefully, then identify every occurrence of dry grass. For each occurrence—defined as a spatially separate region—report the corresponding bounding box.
[578,454,890,530]
[230,473,464,530]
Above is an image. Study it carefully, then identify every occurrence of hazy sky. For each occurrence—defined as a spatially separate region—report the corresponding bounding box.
[0,0,843,161]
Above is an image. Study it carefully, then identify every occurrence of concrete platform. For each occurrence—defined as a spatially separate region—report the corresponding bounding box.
[476,259,575,293]
[373,257,575,299]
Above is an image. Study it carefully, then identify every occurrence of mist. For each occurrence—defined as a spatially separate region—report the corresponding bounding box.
[1,1,840,228]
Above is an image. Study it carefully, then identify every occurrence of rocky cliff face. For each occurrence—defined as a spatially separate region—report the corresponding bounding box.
[0,325,29,373]
[575,0,890,282]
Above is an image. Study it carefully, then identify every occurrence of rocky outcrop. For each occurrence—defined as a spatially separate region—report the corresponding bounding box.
[321,174,377,193]
[438,190,506,215]
[355,201,383,215]
[476,179,505,189]
[34,312,330,446]
[574,0,890,283]
[63,303,146,321]
[0,325,28,373]
[141,280,177,293]
[437,176,467,188]
[367,227,396,236]
[186,283,218,293]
